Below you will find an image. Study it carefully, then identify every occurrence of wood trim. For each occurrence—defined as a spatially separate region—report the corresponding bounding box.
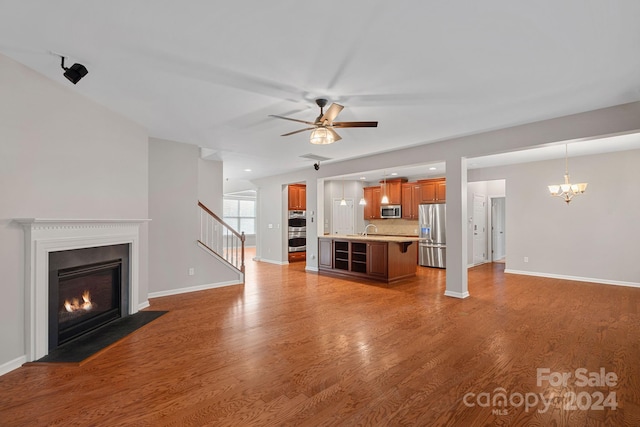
[198,201,245,241]
[2,257,640,425]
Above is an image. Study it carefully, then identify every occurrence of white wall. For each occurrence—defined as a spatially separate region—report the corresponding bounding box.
[252,102,640,291]
[0,53,149,370]
[254,181,288,264]
[323,180,366,235]
[466,180,506,265]
[469,149,640,285]
[198,157,223,214]
[148,138,240,296]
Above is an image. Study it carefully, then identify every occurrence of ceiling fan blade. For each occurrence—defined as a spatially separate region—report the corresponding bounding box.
[269,115,316,126]
[327,127,342,142]
[320,103,344,123]
[281,127,316,137]
[332,121,378,128]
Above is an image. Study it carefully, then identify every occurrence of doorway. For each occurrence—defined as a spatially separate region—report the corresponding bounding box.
[332,198,355,235]
[490,197,506,262]
[472,194,487,265]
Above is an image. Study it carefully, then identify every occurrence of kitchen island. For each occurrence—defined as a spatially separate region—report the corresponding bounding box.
[318,235,418,284]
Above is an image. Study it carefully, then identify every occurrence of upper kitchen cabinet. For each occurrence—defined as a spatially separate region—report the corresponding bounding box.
[379,178,406,205]
[363,186,381,219]
[418,178,446,203]
[402,182,421,219]
[288,184,306,210]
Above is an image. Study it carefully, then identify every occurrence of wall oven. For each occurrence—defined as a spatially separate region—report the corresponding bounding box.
[288,210,306,252]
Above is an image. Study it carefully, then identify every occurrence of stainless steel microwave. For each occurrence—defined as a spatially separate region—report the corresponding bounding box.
[380,205,401,218]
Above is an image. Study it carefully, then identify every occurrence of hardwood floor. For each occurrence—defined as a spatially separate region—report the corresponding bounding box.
[1,254,639,426]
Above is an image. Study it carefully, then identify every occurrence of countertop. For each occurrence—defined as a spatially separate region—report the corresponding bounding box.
[323,234,419,243]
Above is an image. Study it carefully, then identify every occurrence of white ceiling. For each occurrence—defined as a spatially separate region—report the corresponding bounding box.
[2,1,640,189]
[334,131,640,183]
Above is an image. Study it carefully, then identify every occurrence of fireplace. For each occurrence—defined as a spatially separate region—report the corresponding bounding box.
[48,244,129,350]
[17,218,147,361]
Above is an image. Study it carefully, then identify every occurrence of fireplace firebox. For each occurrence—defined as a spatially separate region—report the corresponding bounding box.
[48,244,129,350]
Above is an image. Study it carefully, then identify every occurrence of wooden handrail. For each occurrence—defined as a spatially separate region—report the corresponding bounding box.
[197,201,245,242]
[197,201,245,277]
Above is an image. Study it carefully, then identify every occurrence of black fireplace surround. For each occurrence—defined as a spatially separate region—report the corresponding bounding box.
[48,244,129,350]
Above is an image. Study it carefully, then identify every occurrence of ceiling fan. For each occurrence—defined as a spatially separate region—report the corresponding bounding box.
[269,98,378,144]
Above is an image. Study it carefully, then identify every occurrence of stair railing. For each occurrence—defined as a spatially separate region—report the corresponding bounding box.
[197,201,245,275]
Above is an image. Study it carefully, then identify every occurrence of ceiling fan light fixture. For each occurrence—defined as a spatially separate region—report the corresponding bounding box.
[309,127,335,145]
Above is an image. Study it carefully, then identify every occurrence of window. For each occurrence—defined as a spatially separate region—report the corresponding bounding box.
[223,198,256,235]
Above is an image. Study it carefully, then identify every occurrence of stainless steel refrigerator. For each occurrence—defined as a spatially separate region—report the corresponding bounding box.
[419,204,446,268]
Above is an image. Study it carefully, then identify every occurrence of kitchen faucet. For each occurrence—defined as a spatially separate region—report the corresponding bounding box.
[363,224,377,236]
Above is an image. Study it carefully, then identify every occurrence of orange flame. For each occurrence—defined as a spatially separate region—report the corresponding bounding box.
[64,291,93,312]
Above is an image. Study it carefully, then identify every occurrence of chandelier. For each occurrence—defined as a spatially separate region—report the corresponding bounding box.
[548,144,588,204]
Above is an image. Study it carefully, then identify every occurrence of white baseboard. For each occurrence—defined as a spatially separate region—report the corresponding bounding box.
[148,280,242,299]
[138,300,150,311]
[0,355,27,376]
[305,265,319,272]
[504,269,640,288]
[256,258,288,266]
[444,290,470,299]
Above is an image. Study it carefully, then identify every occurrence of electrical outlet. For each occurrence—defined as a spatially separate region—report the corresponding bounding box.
[524,257,529,263]
[188,267,195,276]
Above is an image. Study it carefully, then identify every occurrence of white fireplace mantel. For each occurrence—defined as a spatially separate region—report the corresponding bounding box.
[16,218,150,362]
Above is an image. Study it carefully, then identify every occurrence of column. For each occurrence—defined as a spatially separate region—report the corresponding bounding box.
[444,155,469,298]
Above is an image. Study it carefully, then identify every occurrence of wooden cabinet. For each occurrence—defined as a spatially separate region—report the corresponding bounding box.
[318,238,333,268]
[363,186,381,219]
[350,242,368,274]
[401,182,421,219]
[367,242,388,277]
[333,240,350,271]
[288,252,306,262]
[436,180,446,202]
[365,178,444,220]
[288,184,306,210]
[379,178,406,205]
[363,187,374,219]
[418,178,445,203]
[318,237,416,283]
[419,181,435,203]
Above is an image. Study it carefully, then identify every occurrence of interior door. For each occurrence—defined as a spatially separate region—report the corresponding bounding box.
[332,199,354,235]
[473,194,487,265]
[491,197,506,261]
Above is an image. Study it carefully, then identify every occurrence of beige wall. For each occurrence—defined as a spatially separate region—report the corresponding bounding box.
[469,149,640,284]
[0,53,149,369]
[148,138,240,296]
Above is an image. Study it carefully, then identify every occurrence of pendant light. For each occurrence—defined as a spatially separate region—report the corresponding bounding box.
[358,176,367,205]
[381,171,389,204]
[340,179,347,206]
[548,144,588,204]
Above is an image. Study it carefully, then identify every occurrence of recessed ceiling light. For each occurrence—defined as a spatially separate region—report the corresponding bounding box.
[391,172,398,176]
[244,169,252,172]
[429,167,437,171]
[359,176,366,180]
